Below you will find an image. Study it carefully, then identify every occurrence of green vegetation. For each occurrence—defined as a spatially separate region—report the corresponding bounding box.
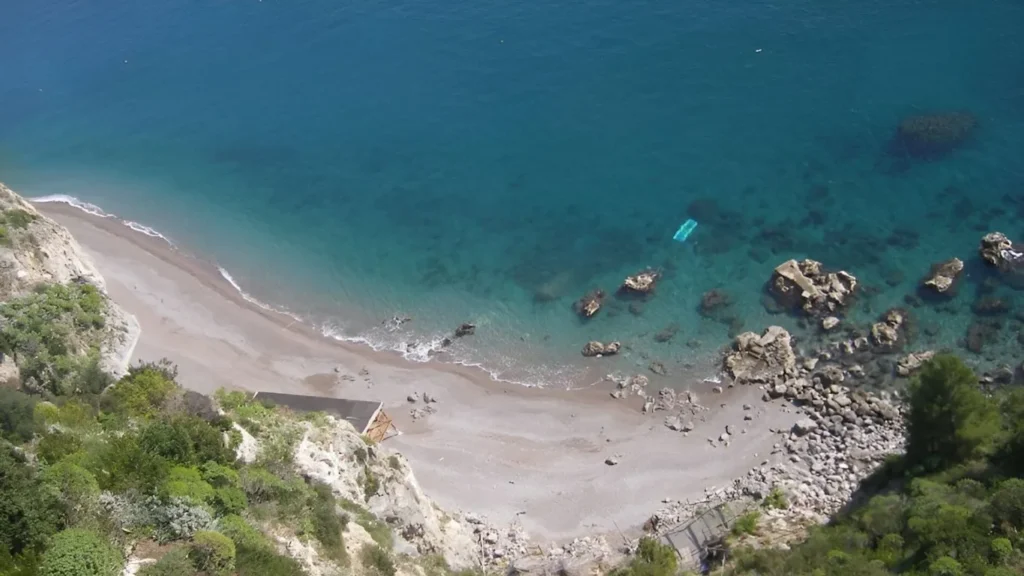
[190,530,236,576]
[0,209,37,230]
[0,283,108,395]
[360,544,396,576]
[610,537,678,576]
[731,510,761,537]
[138,547,193,576]
[38,529,122,576]
[725,354,1024,575]
[762,486,788,510]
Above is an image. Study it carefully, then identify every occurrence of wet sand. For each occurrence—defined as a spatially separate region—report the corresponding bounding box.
[41,202,802,543]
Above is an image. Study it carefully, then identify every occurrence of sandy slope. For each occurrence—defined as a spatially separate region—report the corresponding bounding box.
[42,204,802,544]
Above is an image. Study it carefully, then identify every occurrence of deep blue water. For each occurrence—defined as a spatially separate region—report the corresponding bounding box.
[1,0,1023,386]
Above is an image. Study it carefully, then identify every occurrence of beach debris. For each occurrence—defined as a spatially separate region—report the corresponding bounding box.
[892,111,977,158]
[454,322,476,338]
[673,218,698,243]
[573,289,606,319]
[581,341,621,357]
[768,259,857,317]
[604,457,619,466]
[921,258,963,295]
[896,351,936,377]
[620,269,661,295]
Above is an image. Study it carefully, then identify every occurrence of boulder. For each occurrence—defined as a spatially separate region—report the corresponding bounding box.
[871,309,906,350]
[581,341,621,357]
[793,419,818,436]
[980,232,1017,268]
[893,111,977,158]
[921,258,963,295]
[768,259,856,317]
[821,316,840,331]
[454,323,476,338]
[573,289,605,319]
[620,269,660,294]
[722,326,797,385]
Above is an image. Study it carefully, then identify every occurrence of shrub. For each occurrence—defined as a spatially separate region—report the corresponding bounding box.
[108,368,177,419]
[928,556,963,576]
[3,209,37,229]
[41,461,101,527]
[610,537,677,576]
[37,431,83,464]
[360,545,396,576]
[140,420,196,464]
[309,482,347,562]
[0,387,38,442]
[363,465,380,500]
[38,528,123,576]
[213,486,248,515]
[162,466,216,505]
[732,510,761,536]
[235,544,305,576]
[991,478,1024,530]
[216,515,269,550]
[202,461,241,488]
[762,486,788,510]
[990,537,1013,565]
[87,433,169,493]
[137,546,194,576]
[151,497,214,542]
[340,498,392,549]
[906,355,1001,473]
[190,531,235,576]
[0,447,60,556]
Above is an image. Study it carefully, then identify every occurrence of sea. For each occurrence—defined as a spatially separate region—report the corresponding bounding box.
[1,0,1022,387]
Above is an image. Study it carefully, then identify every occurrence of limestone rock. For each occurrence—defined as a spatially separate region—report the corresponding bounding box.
[792,418,818,436]
[768,259,857,317]
[573,289,605,319]
[821,316,840,331]
[922,258,963,295]
[620,269,660,294]
[896,351,935,376]
[980,232,1016,268]
[581,341,621,357]
[871,309,906,350]
[723,326,797,385]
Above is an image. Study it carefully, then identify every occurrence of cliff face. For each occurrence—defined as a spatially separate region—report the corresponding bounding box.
[0,183,140,378]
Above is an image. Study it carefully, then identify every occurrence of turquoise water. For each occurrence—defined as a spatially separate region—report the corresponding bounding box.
[1,1,1023,386]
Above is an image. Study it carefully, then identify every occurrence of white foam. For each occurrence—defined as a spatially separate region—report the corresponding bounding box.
[124,220,171,242]
[31,194,113,218]
[216,266,304,323]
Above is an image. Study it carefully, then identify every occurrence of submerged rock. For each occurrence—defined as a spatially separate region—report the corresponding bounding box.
[892,111,977,158]
[620,269,660,295]
[896,351,935,377]
[698,289,733,318]
[573,289,606,319]
[454,323,476,338]
[723,326,797,385]
[921,258,963,295]
[767,259,857,317]
[581,341,621,357]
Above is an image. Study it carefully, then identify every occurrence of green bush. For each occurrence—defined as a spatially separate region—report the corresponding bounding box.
[108,368,177,419]
[363,465,380,499]
[0,447,60,557]
[990,537,1012,565]
[928,556,963,576]
[202,461,241,488]
[214,486,249,515]
[0,387,38,442]
[762,486,788,510]
[189,531,236,576]
[38,528,123,576]
[37,431,84,464]
[87,432,169,493]
[235,544,305,576]
[310,482,348,562]
[41,461,101,527]
[140,420,196,464]
[162,466,216,505]
[611,537,677,576]
[138,547,195,576]
[731,510,761,537]
[906,355,1001,473]
[216,515,270,550]
[360,545,396,576]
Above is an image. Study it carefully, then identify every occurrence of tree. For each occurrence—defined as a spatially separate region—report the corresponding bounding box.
[0,447,60,556]
[905,355,1001,473]
[40,461,101,527]
[87,433,169,493]
[38,528,123,576]
[107,368,177,419]
[0,387,38,442]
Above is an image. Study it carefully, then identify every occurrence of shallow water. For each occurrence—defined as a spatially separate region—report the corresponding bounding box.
[1,0,1023,386]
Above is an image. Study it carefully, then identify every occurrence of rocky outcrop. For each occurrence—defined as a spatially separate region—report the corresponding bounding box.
[581,341,620,357]
[293,418,482,569]
[870,309,907,350]
[921,258,963,295]
[723,326,797,385]
[620,269,660,295]
[767,259,856,317]
[979,232,1024,288]
[573,290,605,319]
[893,111,977,158]
[896,351,935,377]
[0,183,139,378]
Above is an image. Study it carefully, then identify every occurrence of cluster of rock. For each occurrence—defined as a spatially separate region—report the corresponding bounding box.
[767,259,857,318]
[892,111,977,158]
[620,269,661,295]
[407,391,439,421]
[582,340,621,357]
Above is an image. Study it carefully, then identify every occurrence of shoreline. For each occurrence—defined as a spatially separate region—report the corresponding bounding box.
[38,200,804,544]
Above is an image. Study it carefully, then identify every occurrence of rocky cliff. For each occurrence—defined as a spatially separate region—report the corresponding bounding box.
[0,183,139,378]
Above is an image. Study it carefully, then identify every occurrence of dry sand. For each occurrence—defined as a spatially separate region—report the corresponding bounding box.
[42,203,803,544]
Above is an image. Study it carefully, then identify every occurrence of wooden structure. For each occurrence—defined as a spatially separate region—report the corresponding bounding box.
[251,391,398,442]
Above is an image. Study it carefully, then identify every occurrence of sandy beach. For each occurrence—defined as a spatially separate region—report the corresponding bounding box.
[41,203,802,544]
